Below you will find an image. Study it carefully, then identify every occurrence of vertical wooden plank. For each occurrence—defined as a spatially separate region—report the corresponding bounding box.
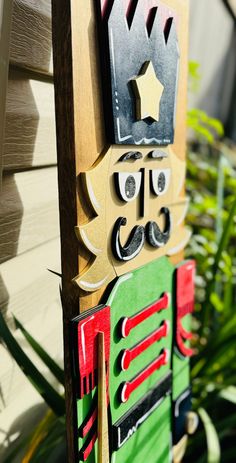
[0,0,13,189]
[52,1,105,460]
[52,0,189,461]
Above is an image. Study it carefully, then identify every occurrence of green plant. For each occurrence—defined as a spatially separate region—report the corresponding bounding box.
[188,62,224,144]
[0,313,66,462]
[184,145,236,462]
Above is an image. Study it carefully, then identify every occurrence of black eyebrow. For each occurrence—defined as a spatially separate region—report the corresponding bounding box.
[119,151,143,162]
[148,150,168,159]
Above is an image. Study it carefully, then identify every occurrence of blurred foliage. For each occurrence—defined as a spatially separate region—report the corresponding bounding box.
[188,62,224,144]
[184,64,236,463]
[185,147,236,463]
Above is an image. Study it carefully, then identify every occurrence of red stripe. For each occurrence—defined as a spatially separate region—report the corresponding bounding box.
[121,292,169,338]
[121,321,169,370]
[121,349,169,402]
[80,408,97,438]
[80,432,97,461]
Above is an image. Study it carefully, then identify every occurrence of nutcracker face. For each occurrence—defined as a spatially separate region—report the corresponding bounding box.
[75,145,190,292]
[73,1,191,293]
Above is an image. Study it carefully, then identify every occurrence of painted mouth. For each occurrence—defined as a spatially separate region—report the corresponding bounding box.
[112,207,172,261]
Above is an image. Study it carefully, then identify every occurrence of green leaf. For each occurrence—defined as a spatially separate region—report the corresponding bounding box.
[198,408,221,463]
[0,312,65,417]
[209,293,224,312]
[219,386,236,404]
[202,196,236,332]
[13,316,64,387]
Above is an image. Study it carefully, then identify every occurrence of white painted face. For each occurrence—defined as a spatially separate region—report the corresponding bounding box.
[74,146,191,292]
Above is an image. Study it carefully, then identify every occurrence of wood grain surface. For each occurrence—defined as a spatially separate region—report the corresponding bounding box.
[97,332,109,463]
[52,0,189,460]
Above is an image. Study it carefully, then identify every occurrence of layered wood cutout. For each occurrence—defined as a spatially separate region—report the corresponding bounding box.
[52,0,190,462]
[73,257,175,462]
[112,372,172,450]
[132,61,164,121]
[71,305,110,461]
[75,146,191,292]
[100,0,179,145]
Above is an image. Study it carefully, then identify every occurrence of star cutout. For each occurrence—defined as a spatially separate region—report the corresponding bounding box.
[132,61,164,122]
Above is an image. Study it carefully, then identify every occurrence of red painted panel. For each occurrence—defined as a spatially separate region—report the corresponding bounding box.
[77,305,110,398]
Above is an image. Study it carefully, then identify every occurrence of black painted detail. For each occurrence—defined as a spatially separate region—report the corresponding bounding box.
[78,393,97,437]
[158,172,166,193]
[112,372,172,450]
[173,389,192,445]
[114,171,142,202]
[146,208,171,247]
[100,0,179,145]
[112,217,145,261]
[148,150,168,159]
[119,151,143,162]
[78,420,97,462]
[147,7,158,37]
[126,0,139,29]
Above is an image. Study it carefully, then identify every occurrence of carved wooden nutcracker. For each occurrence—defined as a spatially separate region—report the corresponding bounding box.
[52,1,198,462]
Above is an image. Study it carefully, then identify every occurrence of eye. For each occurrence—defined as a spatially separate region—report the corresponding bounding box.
[115,172,142,202]
[151,169,171,196]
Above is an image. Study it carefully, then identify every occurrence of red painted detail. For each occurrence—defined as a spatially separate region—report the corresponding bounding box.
[77,306,110,398]
[176,327,194,358]
[121,292,170,338]
[121,349,169,402]
[80,408,97,438]
[179,323,193,341]
[80,431,97,461]
[176,261,196,358]
[121,320,170,371]
[177,261,195,313]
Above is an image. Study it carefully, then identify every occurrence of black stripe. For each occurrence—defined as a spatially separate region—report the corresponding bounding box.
[112,372,172,450]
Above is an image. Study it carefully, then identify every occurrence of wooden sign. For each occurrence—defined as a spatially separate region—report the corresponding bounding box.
[52,1,197,462]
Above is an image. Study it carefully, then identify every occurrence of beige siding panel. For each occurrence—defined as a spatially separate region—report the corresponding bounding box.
[3,69,56,171]
[0,0,13,188]
[10,0,53,75]
[0,167,59,264]
[0,238,61,324]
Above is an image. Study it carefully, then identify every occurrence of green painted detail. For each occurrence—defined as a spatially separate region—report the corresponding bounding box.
[107,256,174,423]
[75,256,194,462]
[111,397,172,463]
[172,364,190,401]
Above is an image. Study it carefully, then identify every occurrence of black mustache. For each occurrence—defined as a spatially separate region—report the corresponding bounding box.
[112,208,171,262]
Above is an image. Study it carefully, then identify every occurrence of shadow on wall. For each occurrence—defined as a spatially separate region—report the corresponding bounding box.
[0,1,58,460]
[0,404,66,463]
